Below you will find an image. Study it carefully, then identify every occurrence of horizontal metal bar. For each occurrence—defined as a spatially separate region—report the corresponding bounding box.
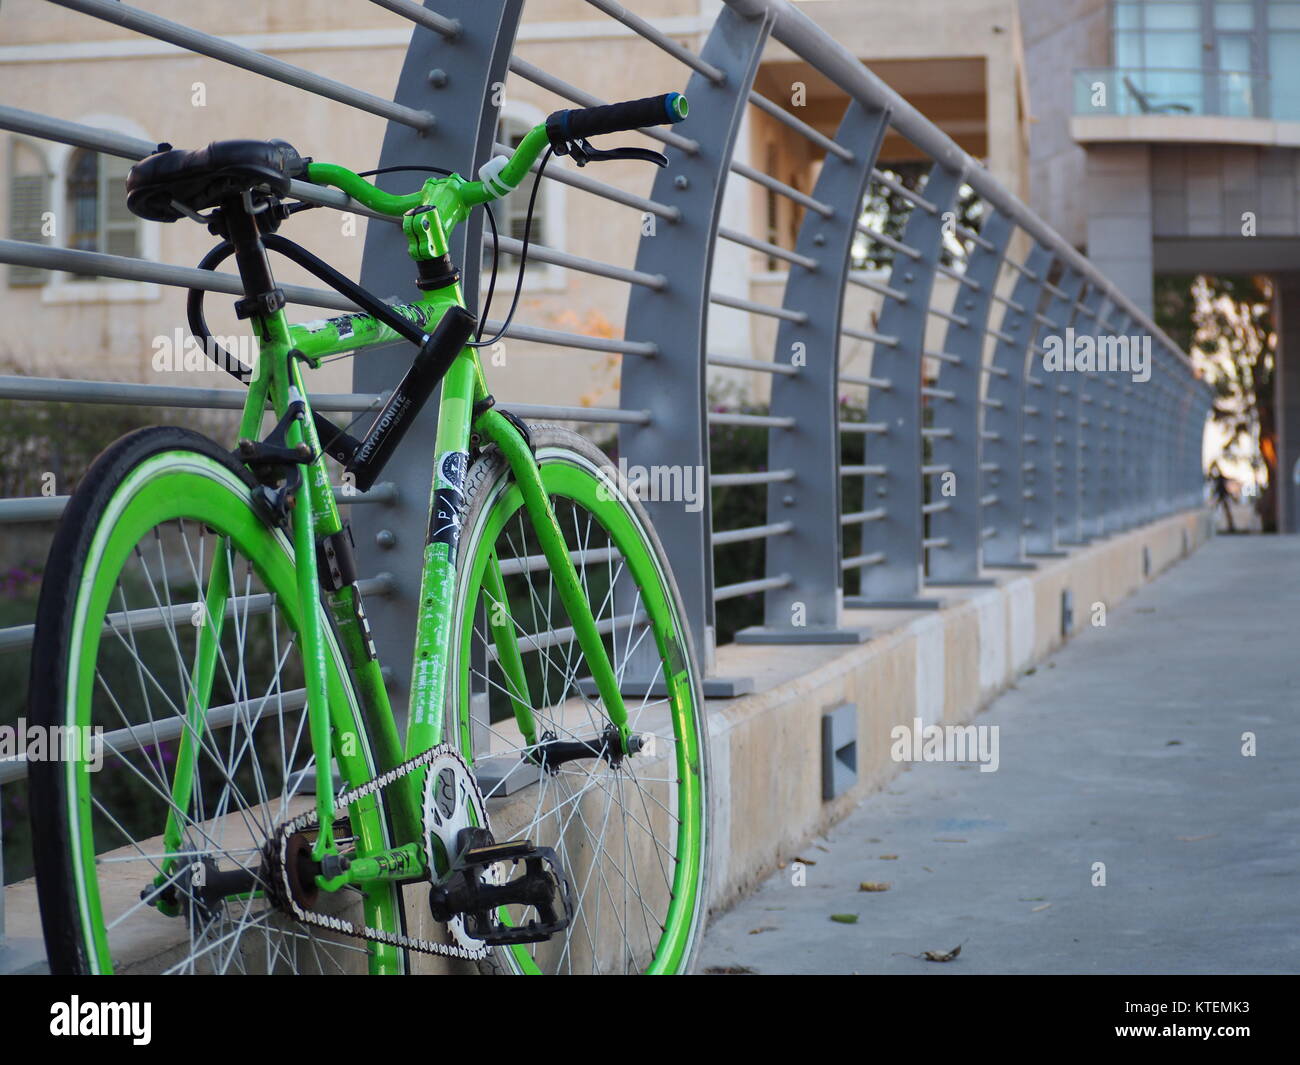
[870,168,937,213]
[847,272,908,302]
[924,350,963,366]
[990,291,1025,314]
[839,421,888,434]
[0,375,382,413]
[488,609,648,662]
[922,500,950,515]
[712,521,793,547]
[749,91,854,160]
[841,325,899,348]
[980,493,999,506]
[981,396,1005,409]
[955,223,995,252]
[0,110,396,223]
[505,404,651,424]
[50,0,434,132]
[584,0,726,81]
[481,319,657,356]
[0,240,356,312]
[842,464,887,476]
[841,551,885,570]
[493,141,680,221]
[921,427,953,438]
[927,305,970,327]
[921,464,951,475]
[839,373,892,389]
[0,575,394,661]
[707,411,795,429]
[486,233,665,289]
[856,224,922,260]
[711,469,795,487]
[507,56,698,153]
[710,292,809,323]
[713,575,791,601]
[730,160,834,217]
[717,226,820,271]
[921,386,956,401]
[987,327,1016,344]
[368,0,461,37]
[983,364,1009,378]
[922,536,949,548]
[0,483,397,524]
[936,262,980,290]
[840,507,885,525]
[0,689,310,785]
[707,353,799,376]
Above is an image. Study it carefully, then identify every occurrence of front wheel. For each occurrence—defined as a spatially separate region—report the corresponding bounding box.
[449,426,711,974]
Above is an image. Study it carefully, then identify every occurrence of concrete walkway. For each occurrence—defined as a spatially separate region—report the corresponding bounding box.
[699,535,1300,975]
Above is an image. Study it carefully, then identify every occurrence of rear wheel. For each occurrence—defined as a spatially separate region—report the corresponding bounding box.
[29,427,405,974]
[449,426,710,974]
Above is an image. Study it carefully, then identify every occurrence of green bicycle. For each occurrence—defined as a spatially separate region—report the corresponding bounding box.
[28,92,711,975]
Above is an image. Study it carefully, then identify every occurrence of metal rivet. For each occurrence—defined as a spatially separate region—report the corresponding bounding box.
[674,175,689,190]
[376,529,397,548]
[427,69,448,88]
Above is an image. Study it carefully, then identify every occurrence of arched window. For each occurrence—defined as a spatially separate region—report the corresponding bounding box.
[493,112,554,279]
[63,147,139,279]
[7,138,51,287]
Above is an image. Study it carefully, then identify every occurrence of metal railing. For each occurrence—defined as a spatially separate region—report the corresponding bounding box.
[0,0,1213,964]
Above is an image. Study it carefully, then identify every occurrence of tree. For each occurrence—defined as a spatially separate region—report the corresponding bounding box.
[1155,274,1275,530]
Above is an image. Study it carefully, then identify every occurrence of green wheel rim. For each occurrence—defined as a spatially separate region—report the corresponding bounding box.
[60,450,403,974]
[451,446,706,974]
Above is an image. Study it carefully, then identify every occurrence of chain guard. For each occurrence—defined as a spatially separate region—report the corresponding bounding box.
[262,743,491,961]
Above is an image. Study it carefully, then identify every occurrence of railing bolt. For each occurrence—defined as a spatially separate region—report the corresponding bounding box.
[674,175,689,190]
[427,68,448,88]
[376,529,397,549]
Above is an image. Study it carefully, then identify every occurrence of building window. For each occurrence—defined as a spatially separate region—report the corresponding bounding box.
[7,138,51,287]
[493,113,552,277]
[63,148,140,279]
[1108,1,1300,119]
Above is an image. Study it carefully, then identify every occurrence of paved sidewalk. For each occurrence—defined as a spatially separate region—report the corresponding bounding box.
[699,535,1300,975]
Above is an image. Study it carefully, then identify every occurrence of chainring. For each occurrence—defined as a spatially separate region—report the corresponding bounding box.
[422,745,497,957]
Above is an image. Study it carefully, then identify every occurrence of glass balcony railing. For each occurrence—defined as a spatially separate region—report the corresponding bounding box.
[1073,67,1298,121]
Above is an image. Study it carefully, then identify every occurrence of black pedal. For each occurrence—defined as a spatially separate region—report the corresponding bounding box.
[428,832,574,947]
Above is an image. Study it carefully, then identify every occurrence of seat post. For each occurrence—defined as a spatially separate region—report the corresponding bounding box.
[219,195,285,320]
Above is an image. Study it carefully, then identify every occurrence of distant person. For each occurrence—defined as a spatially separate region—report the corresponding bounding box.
[1209,462,1236,533]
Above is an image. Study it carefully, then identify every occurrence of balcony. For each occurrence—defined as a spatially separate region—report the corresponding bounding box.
[1071,67,1300,147]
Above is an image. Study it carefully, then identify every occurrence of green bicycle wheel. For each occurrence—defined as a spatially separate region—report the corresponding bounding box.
[448,426,711,974]
[29,427,406,975]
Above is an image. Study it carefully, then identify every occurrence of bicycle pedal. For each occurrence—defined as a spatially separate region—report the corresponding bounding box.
[428,834,574,947]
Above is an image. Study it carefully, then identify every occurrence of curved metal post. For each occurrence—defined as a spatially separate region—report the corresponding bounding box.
[981,242,1053,569]
[619,3,771,686]
[353,0,523,712]
[845,162,963,609]
[737,99,892,645]
[927,209,1012,585]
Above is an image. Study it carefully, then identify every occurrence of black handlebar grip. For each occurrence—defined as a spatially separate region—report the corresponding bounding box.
[546,92,688,148]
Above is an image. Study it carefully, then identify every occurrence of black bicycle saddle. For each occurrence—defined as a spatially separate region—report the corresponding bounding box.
[126,139,309,222]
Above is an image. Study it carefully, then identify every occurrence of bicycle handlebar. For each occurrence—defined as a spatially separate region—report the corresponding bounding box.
[305,91,689,219]
[545,92,688,146]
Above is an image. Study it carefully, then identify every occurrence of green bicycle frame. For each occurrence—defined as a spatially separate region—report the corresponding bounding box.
[159,122,632,897]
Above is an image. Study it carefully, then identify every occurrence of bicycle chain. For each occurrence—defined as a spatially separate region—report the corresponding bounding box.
[265,743,489,961]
